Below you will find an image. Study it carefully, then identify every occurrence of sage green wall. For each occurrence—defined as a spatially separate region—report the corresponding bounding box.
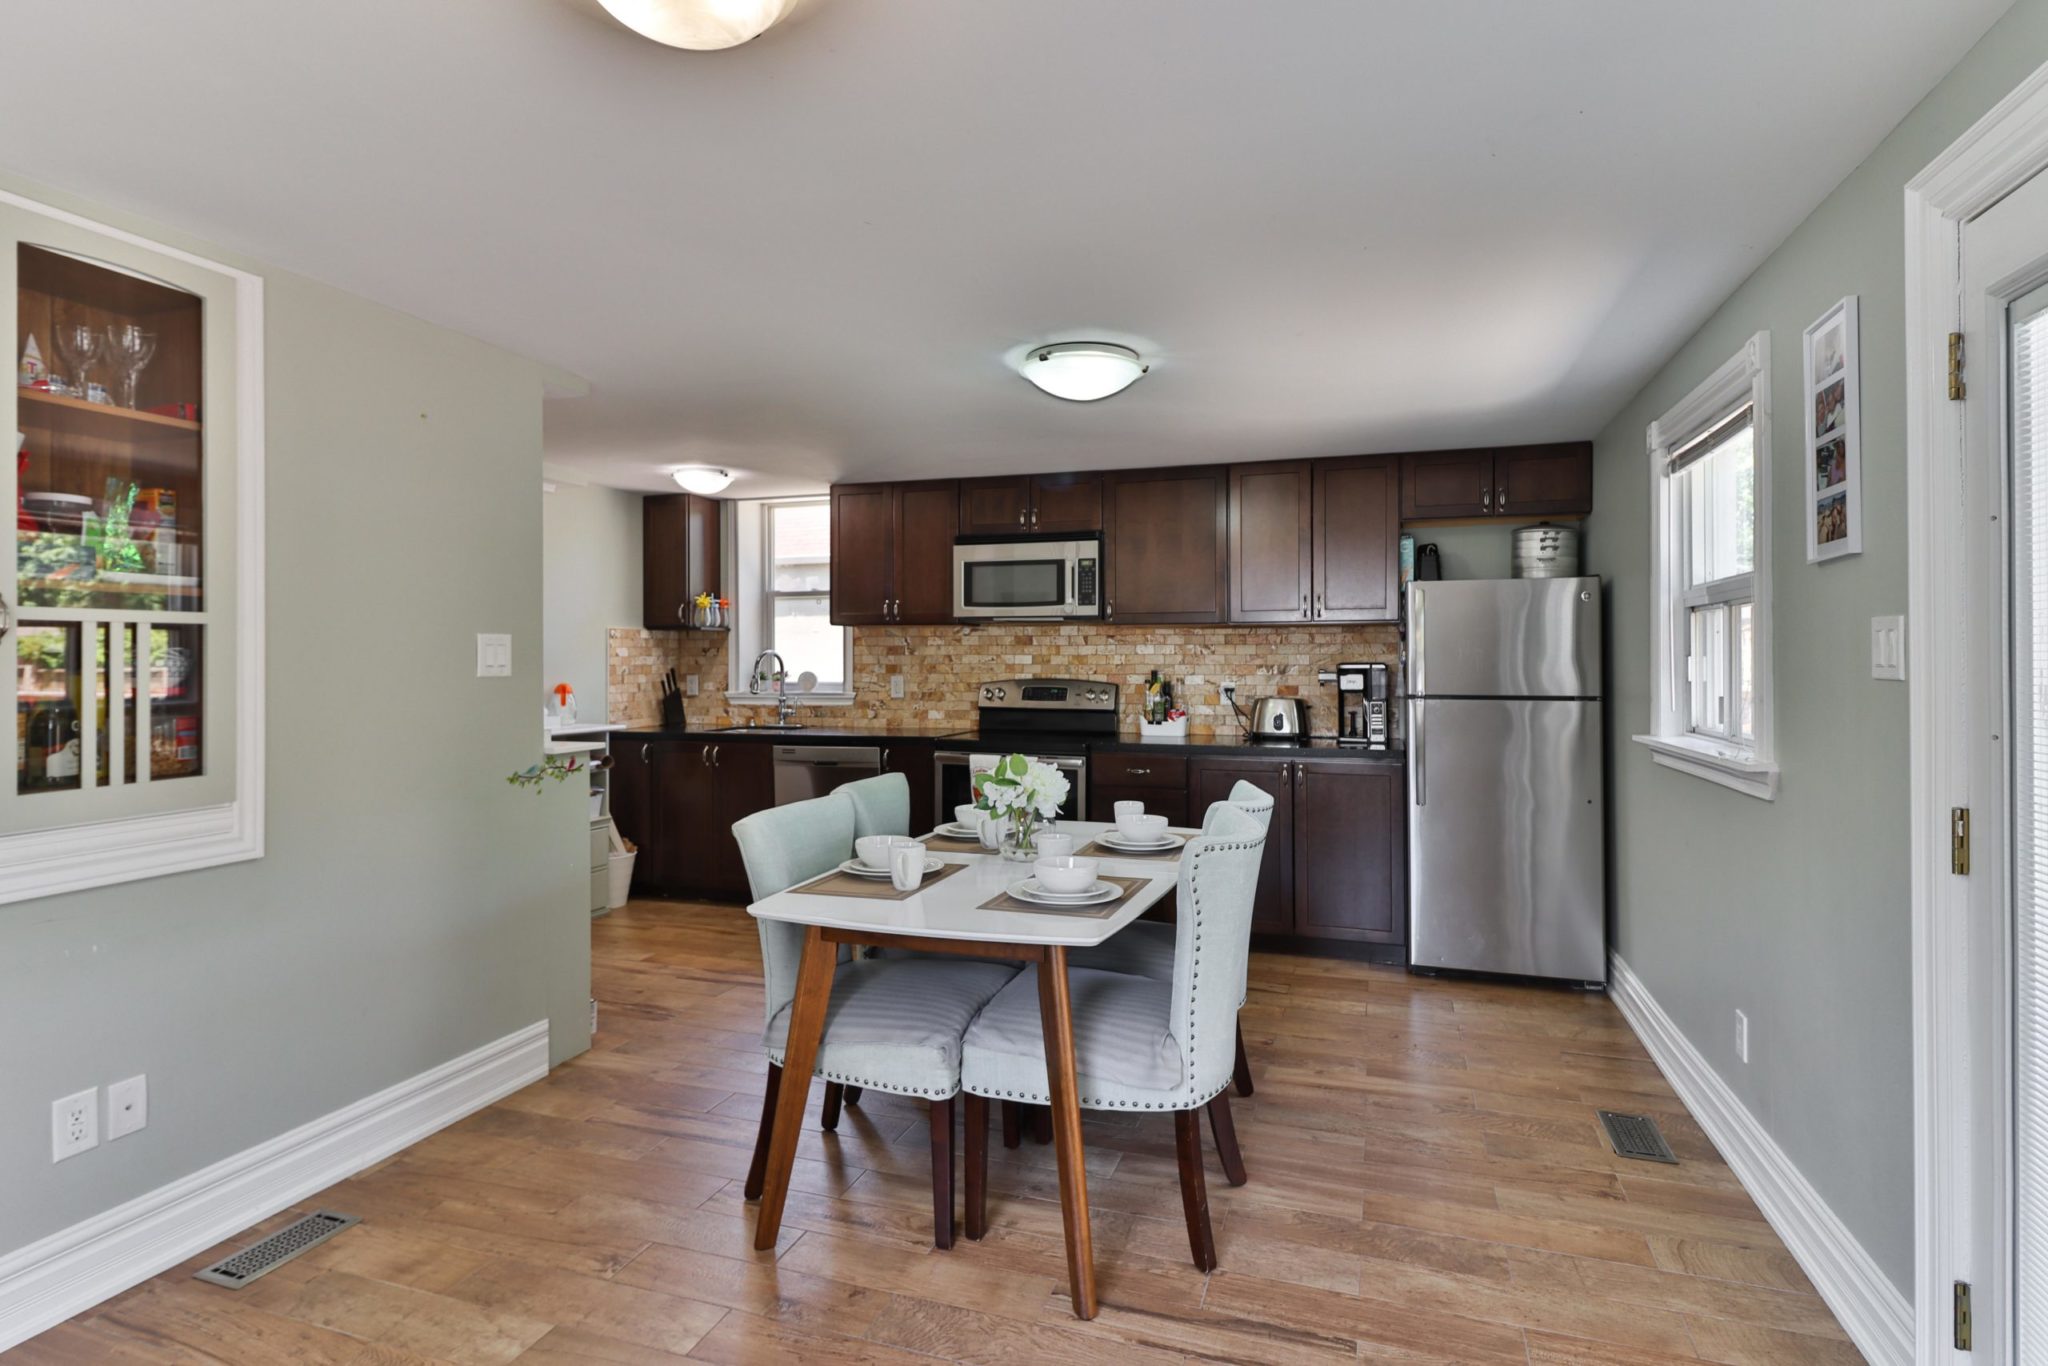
[0,172,587,1255]
[1587,1,2048,1295]
[542,481,642,721]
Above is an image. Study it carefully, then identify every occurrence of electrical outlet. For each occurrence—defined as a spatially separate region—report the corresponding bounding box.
[1222,684,1237,703]
[684,674,699,697]
[475,633,512,678]
[1735,1010,1750,1065]
[52,1088,98,1162]
[1871,615,1906,681]
[107,1075,147,1140]
[889,674,906,699]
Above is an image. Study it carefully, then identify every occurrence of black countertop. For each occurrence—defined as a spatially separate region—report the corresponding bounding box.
[611,725,1401,764]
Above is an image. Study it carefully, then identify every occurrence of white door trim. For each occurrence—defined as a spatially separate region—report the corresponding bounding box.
[1905,56,2048,1366]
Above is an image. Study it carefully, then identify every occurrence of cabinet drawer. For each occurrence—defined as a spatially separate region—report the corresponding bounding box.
[1092,753,1186,789]
[590,867,609,915]
[590,823,610,871]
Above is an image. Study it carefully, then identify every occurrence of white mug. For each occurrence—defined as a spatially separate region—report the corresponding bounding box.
[890,843,927,892]
[1034,829,1075,859]
[1113,800,1145,824]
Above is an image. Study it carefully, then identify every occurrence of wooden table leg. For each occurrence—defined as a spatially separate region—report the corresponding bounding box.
[753,925,835,1251]
[1037,946,1098,1319]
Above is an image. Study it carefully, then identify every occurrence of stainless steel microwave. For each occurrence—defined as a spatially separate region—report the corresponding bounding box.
[952,537,1102,619]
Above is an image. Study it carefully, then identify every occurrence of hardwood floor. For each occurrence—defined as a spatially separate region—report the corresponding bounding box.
[14,899,1862,1364]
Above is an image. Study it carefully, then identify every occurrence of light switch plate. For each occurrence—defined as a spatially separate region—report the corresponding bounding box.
[684,674,699,697]
[890,674,906,699]
[1871,615,1906,682]
[476,633,512,678]
[107,1074,147,1140]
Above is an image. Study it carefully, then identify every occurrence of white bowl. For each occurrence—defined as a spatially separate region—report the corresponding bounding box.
[1115,812,1170,841]
[954,803,982,831]
[1033,856,1100,895]
[855,834,905,869]
[1034,830,1075,859]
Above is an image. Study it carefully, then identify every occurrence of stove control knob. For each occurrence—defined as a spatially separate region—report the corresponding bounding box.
[994,687,1007,700]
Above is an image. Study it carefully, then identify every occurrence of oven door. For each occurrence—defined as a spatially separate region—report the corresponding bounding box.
[952,539,1100,619]
[934,751,1089,824]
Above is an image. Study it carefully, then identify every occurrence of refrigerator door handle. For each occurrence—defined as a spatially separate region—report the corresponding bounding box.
[1411,698,1426,806]
[1410,585,1425,696]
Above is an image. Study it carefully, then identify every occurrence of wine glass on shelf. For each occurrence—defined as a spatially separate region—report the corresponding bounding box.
[55,316,104,401]
[104,323,157,410]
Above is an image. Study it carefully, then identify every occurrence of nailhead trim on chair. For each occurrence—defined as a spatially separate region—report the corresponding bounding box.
[765,1054,957,1099]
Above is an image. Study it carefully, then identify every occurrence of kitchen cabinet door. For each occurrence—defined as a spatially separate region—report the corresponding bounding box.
[610,737,657,896]
[1492,442,1593,517]
[1229,461,1311,623]
[1188,757,1294,933]
[707,741,774,898]
[1313,456,1399,622]
[892,481,959,624]
[829,484,894,625]
[958,477,1033,535]
[1400,449,1493,520]
[1103,468,1228,623]
[1029,472,1103,533]
[647,742,717,896]
[881,739,939,835]
[1292,761,1404,943]
[643,493,722,630]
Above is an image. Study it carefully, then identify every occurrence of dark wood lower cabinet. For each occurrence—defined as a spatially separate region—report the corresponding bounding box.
[1291,760,1404,943]
[611,738,773,901]
[1187,757,1295,933]
[881,739,939,837]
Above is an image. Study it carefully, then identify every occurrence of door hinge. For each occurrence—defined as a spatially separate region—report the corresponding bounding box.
[1953,807,1971,875]
[1954,1279,1973,1351]
[1950,332,1967,400]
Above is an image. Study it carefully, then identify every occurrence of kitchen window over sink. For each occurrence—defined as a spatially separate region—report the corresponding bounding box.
[1635,332,1778,800]
[3,190,264,902]
[754,499,848,696]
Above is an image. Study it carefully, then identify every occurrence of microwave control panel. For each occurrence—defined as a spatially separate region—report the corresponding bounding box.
[1075,557,1098,606]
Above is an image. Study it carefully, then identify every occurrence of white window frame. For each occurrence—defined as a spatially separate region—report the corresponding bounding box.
[728,497,854,706]
[0,188,266,903]
[1633,331,1778,800]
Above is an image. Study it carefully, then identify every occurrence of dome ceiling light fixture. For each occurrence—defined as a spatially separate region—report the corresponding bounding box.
[595,0,793,51]
[672,466,735,494]
[1018,341,1149,402]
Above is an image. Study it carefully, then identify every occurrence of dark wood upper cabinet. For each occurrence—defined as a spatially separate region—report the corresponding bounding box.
[1313,455,1399,622]
[1399,448,1494,521]
[1401,443,1592,521]
[959,472,1102,534]
[1292,761,1404,943]
[1029,472,1103,533]
[892,480,960,623]
[643,493,723,630]
[1228,461,1312,623]
[1493,442,1594,517]
[1104,467,1228,623]
[829,484,895,625]
[958,477,1033,535]
[831,480,960,625]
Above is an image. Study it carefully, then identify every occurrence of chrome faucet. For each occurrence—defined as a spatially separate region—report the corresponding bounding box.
[750,649,796,726]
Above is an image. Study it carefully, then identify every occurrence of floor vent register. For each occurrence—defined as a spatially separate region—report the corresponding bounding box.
[1596,1109,1678,1164]
[194,1210,361,1288]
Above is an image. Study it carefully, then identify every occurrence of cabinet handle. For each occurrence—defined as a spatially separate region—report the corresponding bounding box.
[1128,767,1150,776]
[1482,484,1493,512]
[881,749,891,769]
[1030,507,1038,528]
[700,746,711,768]
[713,746,722,768]
[1106,600,1114,621]
[640,743,651,765]
[1301,592,1309,618]
[1315,591,1324,619]
[677,603,686,624]
[1018,509,1027,527]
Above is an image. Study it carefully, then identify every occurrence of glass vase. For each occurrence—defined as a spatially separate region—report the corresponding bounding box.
[999,814,1040,863]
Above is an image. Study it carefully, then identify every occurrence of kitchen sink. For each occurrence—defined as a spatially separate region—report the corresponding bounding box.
[704,723,807,732]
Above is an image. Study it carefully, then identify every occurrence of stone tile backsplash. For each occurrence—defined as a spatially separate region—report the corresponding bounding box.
[609,622,1401,737]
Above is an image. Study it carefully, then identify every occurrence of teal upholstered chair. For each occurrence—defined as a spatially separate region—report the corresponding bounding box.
[731,790,1018,1248]
[959,801,1267,1268]
[841,771,911,841]
[1069,780,1274,1097]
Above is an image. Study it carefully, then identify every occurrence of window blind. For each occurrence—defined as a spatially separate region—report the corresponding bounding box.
[1664,404,1753,475]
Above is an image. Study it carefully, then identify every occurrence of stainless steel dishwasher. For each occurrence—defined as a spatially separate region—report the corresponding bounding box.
[772,744,882,805]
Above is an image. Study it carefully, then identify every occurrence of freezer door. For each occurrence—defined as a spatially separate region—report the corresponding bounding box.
[1407,697,1605,982]
[1408,578,1601,698]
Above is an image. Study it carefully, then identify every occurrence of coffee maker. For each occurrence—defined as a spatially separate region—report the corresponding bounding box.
[1321,661,1391,749]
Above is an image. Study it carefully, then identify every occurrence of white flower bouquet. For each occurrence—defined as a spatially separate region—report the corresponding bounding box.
[974,753,1071,860]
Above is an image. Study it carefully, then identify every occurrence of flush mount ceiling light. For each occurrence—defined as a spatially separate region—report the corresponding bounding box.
[1019,342,1149,402]
[596,0,793,50]
[672,466,735,494]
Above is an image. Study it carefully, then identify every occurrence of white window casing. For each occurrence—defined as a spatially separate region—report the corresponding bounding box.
[1633,331,1778,800]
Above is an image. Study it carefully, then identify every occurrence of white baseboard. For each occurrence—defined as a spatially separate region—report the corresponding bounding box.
[0,1019,548,1353]
[1607,954,1910,1366]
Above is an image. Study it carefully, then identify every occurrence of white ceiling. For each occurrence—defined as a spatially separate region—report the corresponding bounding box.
[0,1,2009,498]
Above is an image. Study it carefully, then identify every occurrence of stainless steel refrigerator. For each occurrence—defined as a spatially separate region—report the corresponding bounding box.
[1406,577,1605,984]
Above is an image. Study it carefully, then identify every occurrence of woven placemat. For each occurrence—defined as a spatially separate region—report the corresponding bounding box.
[919,834,987,854]
[977,873,1149,918]
[1074,829,1201,859]
[793,860,967,901]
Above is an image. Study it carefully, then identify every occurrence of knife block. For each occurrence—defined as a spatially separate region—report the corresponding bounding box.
[659,693,686,730]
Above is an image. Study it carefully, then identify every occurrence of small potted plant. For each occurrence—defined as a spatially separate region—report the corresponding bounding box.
[975,753,1070,862]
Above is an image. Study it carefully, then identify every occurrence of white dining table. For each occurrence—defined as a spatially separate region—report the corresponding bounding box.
[745,819,1185,1320]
